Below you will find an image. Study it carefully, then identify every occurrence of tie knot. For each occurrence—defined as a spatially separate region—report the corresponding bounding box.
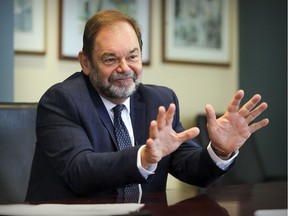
[113,104,125,117]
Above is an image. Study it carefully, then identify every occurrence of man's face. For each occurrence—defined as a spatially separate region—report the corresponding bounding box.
[87,22,142,102]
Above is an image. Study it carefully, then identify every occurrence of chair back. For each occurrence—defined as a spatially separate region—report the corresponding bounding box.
[0,103,37,203]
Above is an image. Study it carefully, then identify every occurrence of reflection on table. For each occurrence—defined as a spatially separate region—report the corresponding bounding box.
[164,181,287,216]
[24,181,286,216]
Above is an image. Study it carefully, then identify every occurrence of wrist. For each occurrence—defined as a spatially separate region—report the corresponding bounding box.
[140,145,153,169]
[211,144,232,160]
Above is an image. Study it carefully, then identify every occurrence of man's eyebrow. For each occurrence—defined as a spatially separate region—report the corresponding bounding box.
[100,48,139,58]
[130,48,139,53]
[101,52,116,58]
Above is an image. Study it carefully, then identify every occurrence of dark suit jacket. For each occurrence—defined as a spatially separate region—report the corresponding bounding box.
[26,72,228,202]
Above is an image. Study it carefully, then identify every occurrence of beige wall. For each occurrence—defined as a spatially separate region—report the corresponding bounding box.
[14,0,238,189]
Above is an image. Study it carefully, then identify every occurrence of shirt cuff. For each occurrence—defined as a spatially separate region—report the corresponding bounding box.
[207,143,239,170]
[137,145,157,179]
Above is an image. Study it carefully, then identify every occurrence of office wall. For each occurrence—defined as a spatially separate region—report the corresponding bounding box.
[13,0,239,188]
[0,0,14,101]
[239,0,287,179]
[14,0,239,125]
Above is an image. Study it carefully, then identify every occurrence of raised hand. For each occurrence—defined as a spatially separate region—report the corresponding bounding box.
[141,104,199,168]
[205,90,269,157]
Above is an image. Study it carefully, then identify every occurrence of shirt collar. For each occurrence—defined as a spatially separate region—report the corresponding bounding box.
[99,95,131,114]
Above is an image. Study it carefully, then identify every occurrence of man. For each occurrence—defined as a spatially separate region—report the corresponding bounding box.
[26,10,269,202]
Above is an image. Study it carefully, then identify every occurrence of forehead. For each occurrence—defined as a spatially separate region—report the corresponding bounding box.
[94,22,140,54]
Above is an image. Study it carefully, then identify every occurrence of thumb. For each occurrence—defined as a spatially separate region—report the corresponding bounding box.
[178,127,200,143]
[205,104,217,128]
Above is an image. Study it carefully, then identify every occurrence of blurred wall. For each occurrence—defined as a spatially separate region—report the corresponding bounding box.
[239,0,287,179]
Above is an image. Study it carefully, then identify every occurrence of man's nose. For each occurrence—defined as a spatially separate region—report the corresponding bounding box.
[116,59,130,73]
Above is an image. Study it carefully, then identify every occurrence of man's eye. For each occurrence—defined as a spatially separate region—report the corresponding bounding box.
[103,58,117,65]
[128,55,139,62]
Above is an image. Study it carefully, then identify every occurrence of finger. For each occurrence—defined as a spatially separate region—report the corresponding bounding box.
[227,90,245,113]
[149,120,159,139]
[177,127,200,143]
[156,106,166,130]
[249,118,269,133]
[246,102,268,123]
[165,104,176,126]
[238,94,262,117]
[205,104,217,128]
[145,138,154,149]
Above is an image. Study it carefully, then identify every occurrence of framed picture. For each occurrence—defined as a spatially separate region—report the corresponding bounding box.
[59,0,151,65]
[14,0,46,54]
[163,0,230,65]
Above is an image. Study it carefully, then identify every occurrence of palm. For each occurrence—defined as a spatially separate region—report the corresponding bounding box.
[143,104,200,165]
[206,90,269,154]
[208,112,251,153]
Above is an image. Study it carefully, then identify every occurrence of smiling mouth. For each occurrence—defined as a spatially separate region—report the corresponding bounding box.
[112,74,136,82]
[114,77,135,85]
[109,71,137,86]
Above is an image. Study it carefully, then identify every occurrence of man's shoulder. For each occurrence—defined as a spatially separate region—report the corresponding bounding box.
[138,83,173,93]
[40,72,88,101]
[60,72,85,87]
[135,83,176,100]
[47,72,86,91]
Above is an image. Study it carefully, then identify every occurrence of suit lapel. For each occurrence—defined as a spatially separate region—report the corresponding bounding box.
[85,76,119,150]
[130,91,146,147]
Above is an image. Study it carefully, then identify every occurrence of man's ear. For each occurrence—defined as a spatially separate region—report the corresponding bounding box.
[78,51,91,75]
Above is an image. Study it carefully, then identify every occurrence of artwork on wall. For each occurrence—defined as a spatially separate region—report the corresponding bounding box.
[59,0,151,65]
[13,0,46,54]
[163,0,230,65]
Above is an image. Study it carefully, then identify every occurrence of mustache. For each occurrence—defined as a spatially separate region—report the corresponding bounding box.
[109,71,137,82]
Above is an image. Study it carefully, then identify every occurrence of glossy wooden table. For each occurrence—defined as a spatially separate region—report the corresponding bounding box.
[138,181,287,216]
[203,181,287,216]
[30,181,287,216]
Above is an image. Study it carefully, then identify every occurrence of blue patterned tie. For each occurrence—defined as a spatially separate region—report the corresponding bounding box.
[113,105,140,202]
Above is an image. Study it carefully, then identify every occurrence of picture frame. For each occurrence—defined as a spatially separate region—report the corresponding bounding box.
[59,0,151,65]
[162,0,230,65]
[14,0,46,54]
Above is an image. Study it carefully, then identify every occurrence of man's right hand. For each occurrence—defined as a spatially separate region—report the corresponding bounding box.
[141,104,200,169]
